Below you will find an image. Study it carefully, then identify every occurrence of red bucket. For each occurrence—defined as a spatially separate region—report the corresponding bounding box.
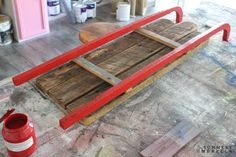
[1,110,37,157]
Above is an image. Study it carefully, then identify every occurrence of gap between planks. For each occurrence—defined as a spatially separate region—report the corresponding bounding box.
[78,41,208,125]
[66,23,199,120]
[61,22,197,107]
[74,28,183,86]
[35,21,198,114]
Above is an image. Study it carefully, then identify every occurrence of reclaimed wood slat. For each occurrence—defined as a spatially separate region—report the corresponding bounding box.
[135,28,181,48]
[67,23,197,111]
[38,20,179,108]
[35,19,207,124]
[35,34,143,93]
[36,63,83,93]
[85,19,174,64]
[74,57,121,85]
[36,19,174,92]
[48,22,197,108]
[66,31,201,112]
[67,31,199,112]
[119,31,201,79]
[140,120,201,157]
[69,35,209,125]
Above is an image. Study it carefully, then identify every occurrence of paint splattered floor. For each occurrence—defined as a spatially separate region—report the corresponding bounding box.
[1,1,236,157]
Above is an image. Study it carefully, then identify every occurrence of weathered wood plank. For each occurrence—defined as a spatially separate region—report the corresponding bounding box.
[66,31,203,112]
[36,63,82,93]
[135,28,181,48]
[74,57,121,85]
[119,31,201,79]
[36,19,174,92]
[35,34,144,93]
[97,22,196,75]
[140,120,201,157]
[69,38,208,125]
[40,20,181,106]
[48,22,197,108]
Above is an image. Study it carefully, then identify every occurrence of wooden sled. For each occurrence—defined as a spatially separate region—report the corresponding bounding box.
[11,7,230,129]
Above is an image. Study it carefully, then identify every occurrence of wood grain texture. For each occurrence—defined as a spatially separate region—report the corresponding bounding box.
[140,120,201,157]
[79,22,120,43]
[64,22,197,109]
[76,39,209,125]
[2,4,236,157]
[36,19,177,108]
[50,22,196,107]
[36,19,174,93]
[35,19,204,122]
[67,31,203,113]
[74,57,121,85]
[34,31,144,94]
[85,19,174,64]
[135,28,181,48]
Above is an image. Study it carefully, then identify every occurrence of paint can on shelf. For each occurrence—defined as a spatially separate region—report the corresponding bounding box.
[47,0,61,16]
[0,15,13,46]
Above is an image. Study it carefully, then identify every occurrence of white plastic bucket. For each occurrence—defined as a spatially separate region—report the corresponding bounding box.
[73,4,87,23]
[116,2,130,22]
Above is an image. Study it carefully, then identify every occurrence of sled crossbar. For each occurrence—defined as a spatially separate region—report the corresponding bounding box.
[73,57,121,86]
[59,23,230,129]
[12,7,183,86]
[135,28,181,48]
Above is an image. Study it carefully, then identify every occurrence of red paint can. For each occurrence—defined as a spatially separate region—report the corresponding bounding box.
[1,111,37,157]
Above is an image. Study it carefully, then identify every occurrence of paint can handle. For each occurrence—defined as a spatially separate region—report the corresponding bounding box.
[0,108,15,123]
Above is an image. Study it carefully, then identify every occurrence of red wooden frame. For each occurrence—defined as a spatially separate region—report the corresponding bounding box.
[12,7,183,86]
[60,23,230,129]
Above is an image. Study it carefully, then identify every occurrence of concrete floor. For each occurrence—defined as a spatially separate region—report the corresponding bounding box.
[1,1,236,157]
